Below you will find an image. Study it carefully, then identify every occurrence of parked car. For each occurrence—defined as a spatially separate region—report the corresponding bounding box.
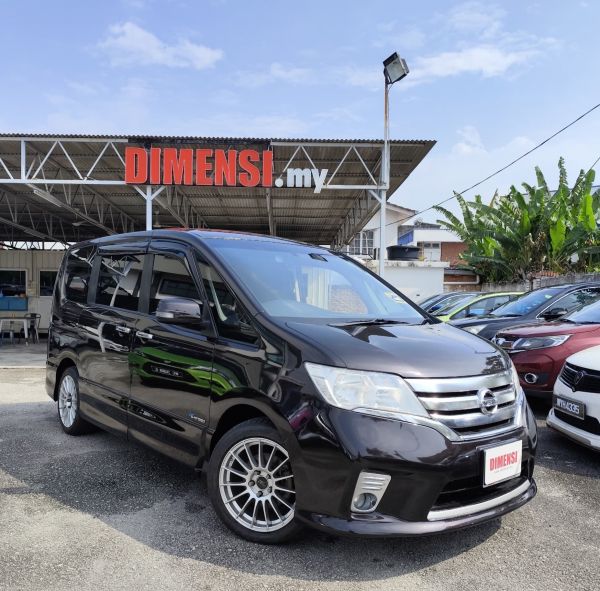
[453,283,600,340]
[547,345,600,451]
[418,291,471,313]
[46,230,536,543]
[493,299,600,399]
[436,291,522,322]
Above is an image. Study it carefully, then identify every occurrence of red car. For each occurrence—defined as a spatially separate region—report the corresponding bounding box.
[494,299,600,399]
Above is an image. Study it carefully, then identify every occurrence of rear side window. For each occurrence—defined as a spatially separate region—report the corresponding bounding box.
[550,288,600,314]
[64,246,94,304]
[149,254,201,314]
[95,253,145,311]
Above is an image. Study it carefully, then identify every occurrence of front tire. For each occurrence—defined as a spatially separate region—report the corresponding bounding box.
[207,418,303,544]
[57,367,94,435]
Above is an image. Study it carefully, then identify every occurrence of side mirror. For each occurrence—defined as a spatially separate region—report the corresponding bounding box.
[156,297,208,327]
[541,307,568,321]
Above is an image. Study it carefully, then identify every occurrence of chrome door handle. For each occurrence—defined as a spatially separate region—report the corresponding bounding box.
[135,331,153,340]
[115,325,131,334]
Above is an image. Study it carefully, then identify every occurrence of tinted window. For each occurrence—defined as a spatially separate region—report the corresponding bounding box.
[64,246,94,304]
[490,287,564,317]
[202,237,424,323]
[565,298,600,323]
[40,270,58,296]
[435,294,478,316]
[550,288,600,315]
[197,258,259,345]
[149,254,201,314]
[452,295,512,320]
[95,253,144,311]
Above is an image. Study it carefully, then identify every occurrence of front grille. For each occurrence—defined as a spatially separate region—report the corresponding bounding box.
[406,370,519,439]
[559,363,600,393]
[555,409,600,435]
[432,463,528,510]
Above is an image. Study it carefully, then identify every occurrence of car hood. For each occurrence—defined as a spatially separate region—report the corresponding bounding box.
[565,344,600,369]
[498,321,600,338]
[285,320,509,378]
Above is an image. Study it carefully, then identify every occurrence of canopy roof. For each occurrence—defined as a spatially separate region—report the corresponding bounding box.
[0,134,434,246]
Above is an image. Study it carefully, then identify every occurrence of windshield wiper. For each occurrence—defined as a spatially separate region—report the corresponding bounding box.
[330,318,411,328]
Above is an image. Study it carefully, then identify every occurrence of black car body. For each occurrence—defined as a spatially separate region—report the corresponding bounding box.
[46,230,537,543]
[452,283,600,340]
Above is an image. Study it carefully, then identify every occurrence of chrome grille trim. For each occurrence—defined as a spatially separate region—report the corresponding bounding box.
[419,386,514,412]
[429,404,516,428]
[407,371,519,439]
[405,370,512,394]
[427,480,531,521]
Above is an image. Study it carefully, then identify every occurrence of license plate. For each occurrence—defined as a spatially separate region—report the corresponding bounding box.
[553,394,585,420]
[483,440,522,487]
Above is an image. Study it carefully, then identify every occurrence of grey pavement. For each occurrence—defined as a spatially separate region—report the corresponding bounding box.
[0,368,598,591]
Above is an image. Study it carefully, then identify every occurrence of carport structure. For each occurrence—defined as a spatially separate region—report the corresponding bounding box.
[0,134,434,248]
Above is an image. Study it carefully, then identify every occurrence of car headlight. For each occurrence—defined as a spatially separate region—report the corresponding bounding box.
[513,334,570,351]
[510,361,528,427]
[304,363,427,418]
[463,324,486,335]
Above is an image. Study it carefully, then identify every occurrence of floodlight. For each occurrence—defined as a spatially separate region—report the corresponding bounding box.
[383,52,409,85]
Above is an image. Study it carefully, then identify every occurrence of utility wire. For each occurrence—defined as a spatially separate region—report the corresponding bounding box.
[390,101,600,228]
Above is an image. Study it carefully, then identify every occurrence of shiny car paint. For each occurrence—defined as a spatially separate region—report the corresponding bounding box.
[494,321,600,399]
[46,230,536,537]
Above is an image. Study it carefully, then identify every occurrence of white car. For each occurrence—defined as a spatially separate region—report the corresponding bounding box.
[547,345,600,450]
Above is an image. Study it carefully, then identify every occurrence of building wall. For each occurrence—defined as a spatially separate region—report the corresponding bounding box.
[441,241,466,265]
[366,260,448,301]
[0,250,65,330]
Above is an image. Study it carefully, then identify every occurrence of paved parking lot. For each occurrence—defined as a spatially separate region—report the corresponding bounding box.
[0,367,598,591]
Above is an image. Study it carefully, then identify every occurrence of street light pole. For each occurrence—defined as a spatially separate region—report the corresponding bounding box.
[379,80,391,277]
[378,52,409,278]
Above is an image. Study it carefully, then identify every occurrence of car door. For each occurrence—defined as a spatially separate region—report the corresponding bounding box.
[77,241,148,436]
[128,240,215,466]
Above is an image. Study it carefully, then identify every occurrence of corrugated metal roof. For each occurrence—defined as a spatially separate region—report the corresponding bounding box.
[0,135,435,245]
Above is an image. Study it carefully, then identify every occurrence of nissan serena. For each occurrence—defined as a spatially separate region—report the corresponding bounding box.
[46,230,537,543]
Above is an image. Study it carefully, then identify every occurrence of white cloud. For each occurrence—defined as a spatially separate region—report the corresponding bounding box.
[453,125,485,155]
[98,22,223,70]
[235,62,315,88]
[373,23,426,50]
[340,66,381,91]
[408,44,539,85]
[445,2,505,38]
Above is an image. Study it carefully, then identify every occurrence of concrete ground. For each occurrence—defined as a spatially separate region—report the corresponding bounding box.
[0,341,46,368]
[0,368,598,591]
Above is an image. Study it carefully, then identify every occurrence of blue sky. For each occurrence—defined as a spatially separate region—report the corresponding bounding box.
[2,0,599,221]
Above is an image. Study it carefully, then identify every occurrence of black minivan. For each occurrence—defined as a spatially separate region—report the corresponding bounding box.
[46,230,537,543]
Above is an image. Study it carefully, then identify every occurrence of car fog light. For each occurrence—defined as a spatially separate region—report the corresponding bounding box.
[351,471,391,513]
[524,373,538,384]
[353,493,378,512]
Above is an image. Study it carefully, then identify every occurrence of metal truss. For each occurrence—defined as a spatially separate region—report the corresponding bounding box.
[0,190,70,244]
[0,137,409,249]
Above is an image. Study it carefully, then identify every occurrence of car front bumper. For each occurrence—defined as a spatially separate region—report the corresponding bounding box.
[291,406,537,537]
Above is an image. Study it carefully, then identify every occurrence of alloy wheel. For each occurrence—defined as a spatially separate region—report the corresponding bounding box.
[218,437,295,533]
[58,374,78,428]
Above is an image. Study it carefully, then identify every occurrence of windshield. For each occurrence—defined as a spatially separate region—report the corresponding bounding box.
[434,293,478,315]
[564,299,600,324]
[490,287,563,317]
[202,237,425,323]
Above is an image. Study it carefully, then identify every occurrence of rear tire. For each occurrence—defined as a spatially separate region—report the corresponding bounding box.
[57,367,95,435]
[208,418,303,544]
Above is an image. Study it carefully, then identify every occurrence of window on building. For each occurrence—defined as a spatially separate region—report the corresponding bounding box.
[346,230,374,256]
[418,242,441,262]
[39,270,58,296]
[95,253,145,310]
[0,270,26,297]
